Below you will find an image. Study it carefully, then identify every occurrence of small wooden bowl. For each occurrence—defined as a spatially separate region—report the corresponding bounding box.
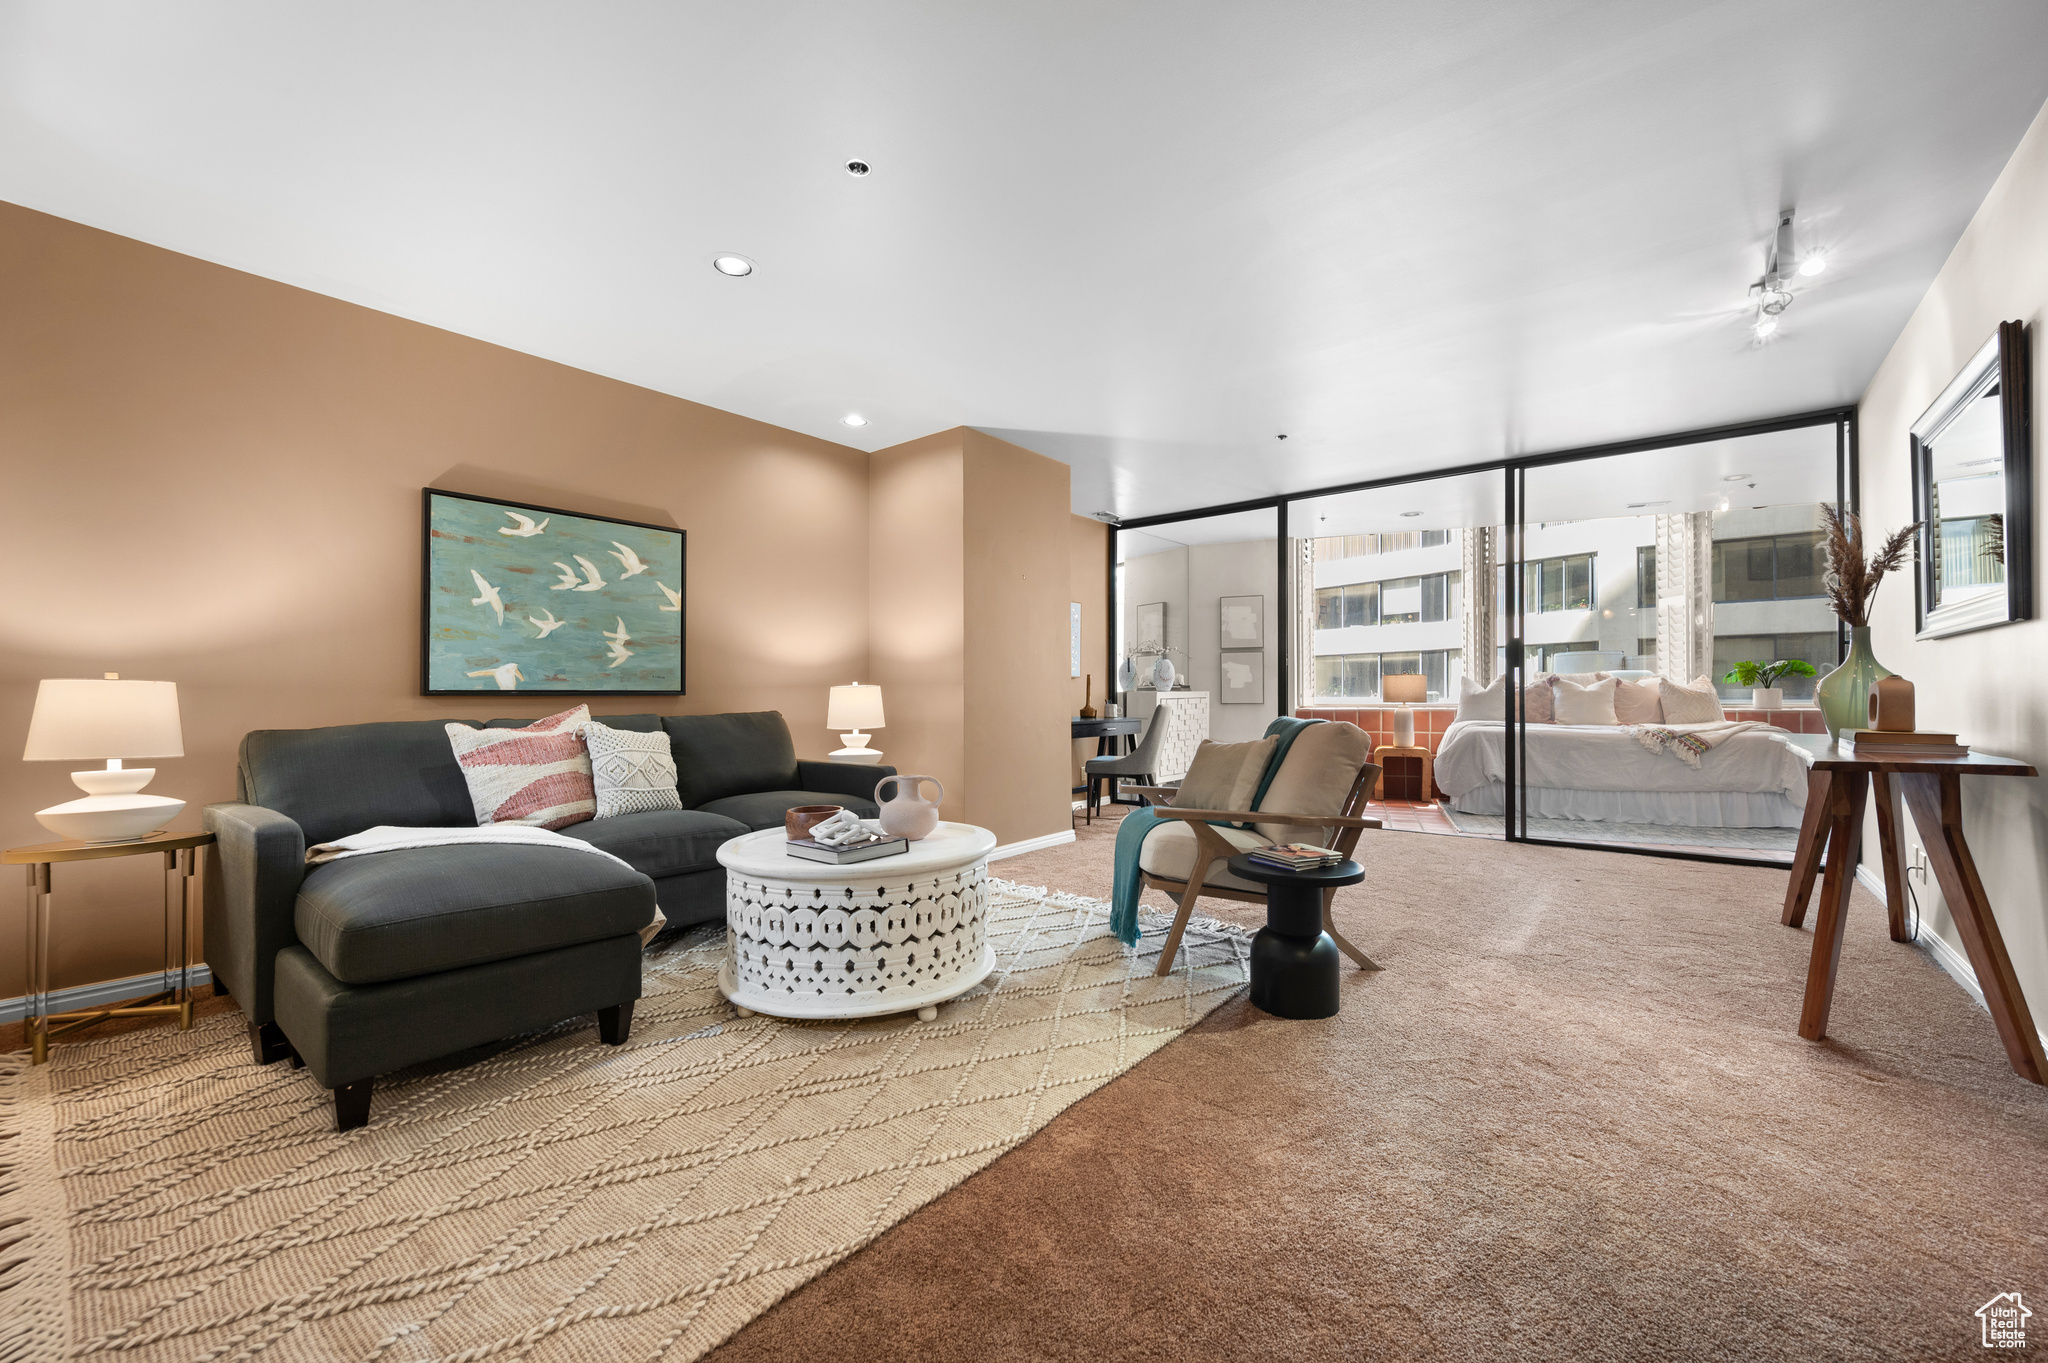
[785,804,842,840]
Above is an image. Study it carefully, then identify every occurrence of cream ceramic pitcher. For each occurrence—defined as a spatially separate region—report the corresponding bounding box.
[876,774,943,840]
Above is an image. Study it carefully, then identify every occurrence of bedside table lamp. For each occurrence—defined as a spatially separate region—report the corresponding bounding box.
[826,683,886,764]
[22,675,186,842]
[1383,673,1427,748]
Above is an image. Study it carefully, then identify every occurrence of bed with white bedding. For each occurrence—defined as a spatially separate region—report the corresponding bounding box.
[1431,720,1814,828]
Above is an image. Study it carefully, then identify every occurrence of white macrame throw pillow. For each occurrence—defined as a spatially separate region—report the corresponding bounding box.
[1657,675,1726,724]
[585,720,683,818]
[444,705,596,829]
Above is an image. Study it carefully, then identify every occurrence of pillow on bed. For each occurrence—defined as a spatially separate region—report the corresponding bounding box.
[1657,675,1725,724]
[1552,676,1620,725]
[1611,676,1663,725]
[1549,671,1610,686]
[1523,679,1555,724]
[1456,674,1509,723]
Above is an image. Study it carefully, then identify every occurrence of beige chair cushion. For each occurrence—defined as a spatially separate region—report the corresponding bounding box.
[1137,820,1273,893]
[1254,720,1371,846]
[1172,736,1276,813]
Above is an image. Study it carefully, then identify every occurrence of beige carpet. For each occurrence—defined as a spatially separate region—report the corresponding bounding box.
[708,815,2048,1363]
[2,881,1250,1363]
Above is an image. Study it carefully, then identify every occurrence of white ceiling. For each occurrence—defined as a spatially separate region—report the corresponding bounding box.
[4,2,2045,520]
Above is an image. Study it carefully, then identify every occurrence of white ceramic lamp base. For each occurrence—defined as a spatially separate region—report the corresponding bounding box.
[828,729,884,765]
[1392,705,1416,748]
[35,764,184,843]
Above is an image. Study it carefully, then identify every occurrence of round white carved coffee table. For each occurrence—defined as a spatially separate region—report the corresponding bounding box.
[716,821,999,1022]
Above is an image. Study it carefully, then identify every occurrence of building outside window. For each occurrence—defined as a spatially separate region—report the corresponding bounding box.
[1712,632,1837,700]
[1518,554,1596,612]
[1315,649,1460,701]
[1712,532,1826,601]
[1636,546,1657,607]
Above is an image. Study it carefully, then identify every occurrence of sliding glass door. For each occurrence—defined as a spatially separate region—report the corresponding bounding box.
[1507,421,1846,862]
[1110,508,1281,805]
[1287,472,1504,831]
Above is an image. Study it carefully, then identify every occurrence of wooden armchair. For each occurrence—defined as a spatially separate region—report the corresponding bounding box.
[1131,758,1383,978]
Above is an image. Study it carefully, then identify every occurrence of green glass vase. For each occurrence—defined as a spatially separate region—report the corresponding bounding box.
[1813,626,1892,740]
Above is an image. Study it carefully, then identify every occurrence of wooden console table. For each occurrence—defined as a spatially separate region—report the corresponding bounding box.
[5,830,211,1064]
[1779,735,2042,1083]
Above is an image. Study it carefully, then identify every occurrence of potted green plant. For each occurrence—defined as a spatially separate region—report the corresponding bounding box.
[1723,659,1819,711]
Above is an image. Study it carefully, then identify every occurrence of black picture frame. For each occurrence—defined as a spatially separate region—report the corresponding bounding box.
[421,488,686,696]
[1911,321,2032,639]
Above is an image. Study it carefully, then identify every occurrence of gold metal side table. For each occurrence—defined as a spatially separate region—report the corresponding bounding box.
[6,830,213,1064]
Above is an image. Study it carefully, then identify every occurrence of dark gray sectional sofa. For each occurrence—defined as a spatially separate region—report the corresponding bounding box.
[203,710,893,1129]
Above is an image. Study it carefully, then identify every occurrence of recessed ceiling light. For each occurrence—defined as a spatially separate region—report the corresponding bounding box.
[1798,254,1827,277]
[1399,511,1422,518]
[1722,473,1751,481]
[1625,500,1671,509]
[841,414,869,428]
[1753,314,1778,339]
[711,254,755,277]
[846,160,871,177]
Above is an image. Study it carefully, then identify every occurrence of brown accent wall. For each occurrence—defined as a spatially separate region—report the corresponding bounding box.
[868,429,1075,845]
[963,432,1074,844]
[867,431,968,824]
[0,202,870,996]
[1068,515,1110,788]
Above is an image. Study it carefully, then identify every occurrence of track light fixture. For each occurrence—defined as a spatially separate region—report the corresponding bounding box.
[1749,208,1826,342]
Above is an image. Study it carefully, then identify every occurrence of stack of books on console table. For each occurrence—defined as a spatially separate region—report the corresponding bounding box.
[1843,729,1970,758]
[1247,842,1346,872]
[786,834,909,864]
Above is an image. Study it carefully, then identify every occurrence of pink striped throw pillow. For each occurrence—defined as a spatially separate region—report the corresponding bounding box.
[445,705,596,829]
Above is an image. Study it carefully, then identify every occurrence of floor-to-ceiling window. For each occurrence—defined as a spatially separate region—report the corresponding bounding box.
[1109,509,1281,802]
[1122,408,1853,865]
[1507,419,1845,860]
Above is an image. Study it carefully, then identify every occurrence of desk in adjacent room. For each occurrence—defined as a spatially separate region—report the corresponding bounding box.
[1071,715,1141,757]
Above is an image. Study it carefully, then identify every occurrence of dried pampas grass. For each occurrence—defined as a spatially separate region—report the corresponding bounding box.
[1820,503,1920,627]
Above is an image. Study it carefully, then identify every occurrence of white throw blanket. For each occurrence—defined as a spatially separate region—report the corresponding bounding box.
[305,824,665,943]
[1631,720,1780,770]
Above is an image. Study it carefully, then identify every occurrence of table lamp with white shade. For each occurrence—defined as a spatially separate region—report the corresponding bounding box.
[22,675,186,842]
[826,683,886,764]
[1382,672,1427,748]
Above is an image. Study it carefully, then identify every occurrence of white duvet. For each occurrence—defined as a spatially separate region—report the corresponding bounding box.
[1432,721,1813,803]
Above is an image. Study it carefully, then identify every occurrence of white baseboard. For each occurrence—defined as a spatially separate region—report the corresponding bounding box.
[988,829,1077,863]
[1847,864,2048,1061]
[0,964,211,1025]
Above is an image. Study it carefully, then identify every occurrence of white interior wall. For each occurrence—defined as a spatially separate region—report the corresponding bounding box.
[1856,93,2048,1015]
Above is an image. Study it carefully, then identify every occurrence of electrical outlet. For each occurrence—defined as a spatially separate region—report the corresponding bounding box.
[1907,843,1928,880]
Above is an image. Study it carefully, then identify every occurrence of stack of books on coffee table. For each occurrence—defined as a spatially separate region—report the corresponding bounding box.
[1247,842,1346,872]
[1843,729,1970,757]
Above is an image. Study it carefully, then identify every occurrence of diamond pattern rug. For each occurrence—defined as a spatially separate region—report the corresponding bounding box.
[1,880,1249,1363]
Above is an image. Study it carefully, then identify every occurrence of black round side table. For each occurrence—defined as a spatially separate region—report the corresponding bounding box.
[1226,854,1365,1020]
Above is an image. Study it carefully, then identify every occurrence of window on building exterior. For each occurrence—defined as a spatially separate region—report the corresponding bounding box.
[1312,529,1453,561]
[1637,546,1657,608]
[1713,532,1826,602]
[1315,582,1379,628]
[1711,631,1838,699]
[1519,554,1596,613]
[1315,649,1461,701]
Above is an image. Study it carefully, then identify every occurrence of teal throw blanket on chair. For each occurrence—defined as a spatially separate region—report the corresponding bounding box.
[1107,716,1323,947]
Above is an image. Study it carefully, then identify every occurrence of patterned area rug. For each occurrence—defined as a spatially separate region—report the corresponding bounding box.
[1,880,1249,1363]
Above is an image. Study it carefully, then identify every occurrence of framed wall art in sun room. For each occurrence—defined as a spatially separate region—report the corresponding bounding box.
[422,489,685,695]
